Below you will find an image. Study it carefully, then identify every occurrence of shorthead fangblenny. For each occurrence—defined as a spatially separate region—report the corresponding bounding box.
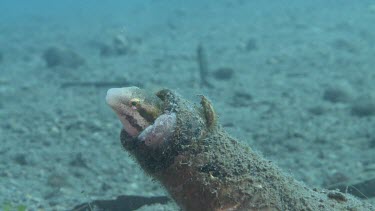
[106,86,374,211]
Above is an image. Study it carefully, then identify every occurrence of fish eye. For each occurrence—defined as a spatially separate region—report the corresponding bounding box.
[130,98,140,107]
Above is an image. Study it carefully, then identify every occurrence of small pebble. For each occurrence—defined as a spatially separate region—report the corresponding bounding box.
[47,174,69,188]
[350,95,375,117]
[13,154,28,165]
[213,67,235,80]
[307,106,326,115]
[245,38,258,51]
[43,47,85,68]
[100,34,133,57]
[231,91,253,107]
[327,191,347,202]
[69,153,88,168]
[323,87,351,103]
[331,38,358,53]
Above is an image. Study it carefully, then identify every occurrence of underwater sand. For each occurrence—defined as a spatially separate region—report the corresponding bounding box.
[0,1,374,210]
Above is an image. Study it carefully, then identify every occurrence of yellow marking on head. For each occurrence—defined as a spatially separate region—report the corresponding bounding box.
[130,98,142,109]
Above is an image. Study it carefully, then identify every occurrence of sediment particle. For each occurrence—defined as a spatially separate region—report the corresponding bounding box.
[307,105,326,115]
[327,191,347,202]
[231,91,253,107]
[245,38,258,51]
[42,46,85,68]
[197,44,213,88]
[99,34,134,57]
[331,38,358,53]
[213,67,234,80]
[350,95,375,117]
[323,86,351,103]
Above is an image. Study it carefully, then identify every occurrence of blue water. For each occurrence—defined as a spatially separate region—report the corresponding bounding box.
[1,1,375,210]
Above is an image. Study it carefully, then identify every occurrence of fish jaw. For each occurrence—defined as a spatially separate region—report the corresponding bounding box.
[106,87,150,137]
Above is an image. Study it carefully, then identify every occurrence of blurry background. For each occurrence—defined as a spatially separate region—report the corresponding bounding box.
[1,0,375,210]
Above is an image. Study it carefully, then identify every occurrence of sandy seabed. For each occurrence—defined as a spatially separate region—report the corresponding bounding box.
[0,1,375,210]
